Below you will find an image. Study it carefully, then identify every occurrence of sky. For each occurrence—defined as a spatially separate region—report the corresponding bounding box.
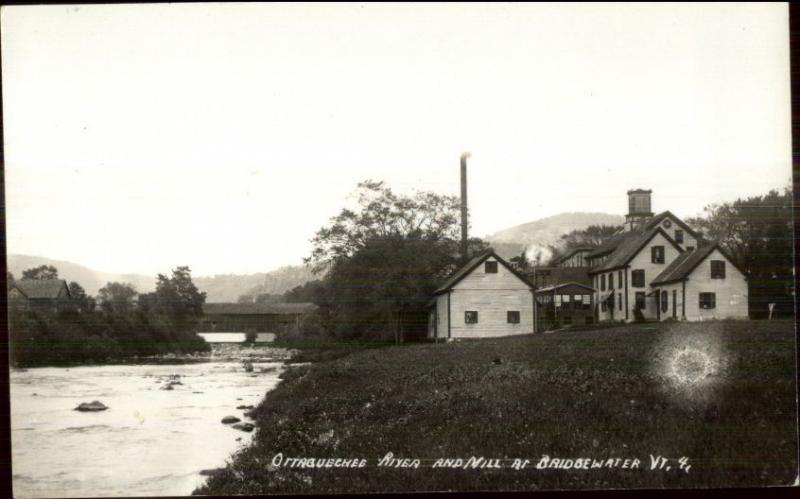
[2,3,791,276]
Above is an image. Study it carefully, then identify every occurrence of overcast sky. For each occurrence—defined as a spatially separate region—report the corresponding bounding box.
[2,3,791,276]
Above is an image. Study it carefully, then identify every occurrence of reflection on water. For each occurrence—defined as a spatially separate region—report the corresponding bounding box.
[10,360,283,498]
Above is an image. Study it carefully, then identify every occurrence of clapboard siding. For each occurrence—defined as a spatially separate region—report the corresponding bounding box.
[683,249,748,321]
[428,254,534,339]
[449,289,533,338]
[452,258,531,291]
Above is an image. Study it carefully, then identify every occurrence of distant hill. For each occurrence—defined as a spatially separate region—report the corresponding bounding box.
[485,212,625,261]
[6,254,315,302]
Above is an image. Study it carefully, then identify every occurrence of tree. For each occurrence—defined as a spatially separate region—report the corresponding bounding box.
[21,265,59,280]
[139,266,207,333]
[306,180,464,273]
[547,224,622,265]
[98,282,138,313]
[68,281,96,313]
[687,187,793,318]
[306,180,484,341]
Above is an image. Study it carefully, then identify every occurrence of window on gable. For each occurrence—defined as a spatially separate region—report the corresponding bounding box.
[710,260,726,279]
[465,311,479,324]
[485,261,498,273]
[632,269,645,288]
[699,293,716,310]
[675,230,684,244]
[651,246,665,264]
[507,311,520,324]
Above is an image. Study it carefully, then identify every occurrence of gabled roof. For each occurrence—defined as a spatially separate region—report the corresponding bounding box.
[651,243,746,285]
[553,247,595,265]
[644,211,701,239]
[203,302,318,315]
[433,248,533,295]
[534,281,595,294]
[14,279,71,299]
[526,266,593,288]
[587,227,683,274]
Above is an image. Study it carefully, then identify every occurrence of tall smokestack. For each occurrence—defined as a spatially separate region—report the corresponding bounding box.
[460,152,471,260]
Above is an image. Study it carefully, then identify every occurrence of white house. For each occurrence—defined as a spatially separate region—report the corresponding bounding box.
[650,244,749,321]
[428,249,535,340]
[585,189,748,323]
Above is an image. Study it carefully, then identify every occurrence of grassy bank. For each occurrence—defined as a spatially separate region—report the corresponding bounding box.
[196,320,797,494]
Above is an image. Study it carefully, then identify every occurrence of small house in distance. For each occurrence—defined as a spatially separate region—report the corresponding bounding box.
[198,302,318,342]
[9,279,72,311]
[428,248,534,340]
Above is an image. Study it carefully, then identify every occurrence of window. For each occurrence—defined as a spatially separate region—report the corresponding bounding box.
[465,311,479,324]
[632,269,645,288]
[601,274,606,291]
[618,270,622,287]
[582,294,592,310]
[710,260,726,279]
[635,292,646,310]
[485,261,498,273]
[618,293,623,311]
[675,230,684,244]
[651,246,665,264]
[609,273,614,289]
[661,291,668,313]
[699,293,716,309]
[574,294,583,307]
[555,295,562,308]
[507,311,520,324]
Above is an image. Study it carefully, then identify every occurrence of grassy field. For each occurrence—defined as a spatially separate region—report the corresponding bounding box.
[195,320,798,494]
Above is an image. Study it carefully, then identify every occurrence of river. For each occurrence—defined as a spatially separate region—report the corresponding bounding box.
[10,350,286,498]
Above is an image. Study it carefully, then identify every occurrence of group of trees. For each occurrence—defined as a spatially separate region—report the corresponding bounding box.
[8,266,210,367]
[290,180,486,342]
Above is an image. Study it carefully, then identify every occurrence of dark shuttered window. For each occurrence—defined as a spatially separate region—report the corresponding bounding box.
[507,311,520,324]
[651,246,665,264]
[710,260,726,279]
[465,311,479,324]
[632,269,645,288]
[699,293,716,309]
[485,261,498,273]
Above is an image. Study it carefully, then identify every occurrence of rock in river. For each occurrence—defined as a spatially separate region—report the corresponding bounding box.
[74,401,108,412]
[232,422,255,432]
[221,416,241,424]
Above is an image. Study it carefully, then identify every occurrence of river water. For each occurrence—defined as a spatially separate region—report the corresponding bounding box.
[10,355,285,498]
